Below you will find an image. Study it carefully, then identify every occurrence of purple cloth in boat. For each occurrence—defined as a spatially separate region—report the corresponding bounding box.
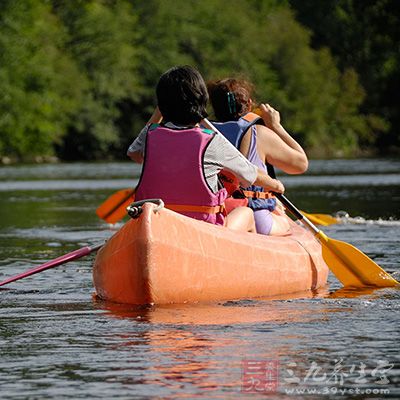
[246,126,274,235]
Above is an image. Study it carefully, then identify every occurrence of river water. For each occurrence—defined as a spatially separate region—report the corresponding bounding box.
[0,159,399,399]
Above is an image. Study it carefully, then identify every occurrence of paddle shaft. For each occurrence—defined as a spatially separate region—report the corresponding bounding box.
[275,193,320,234]
[0,243,103,287]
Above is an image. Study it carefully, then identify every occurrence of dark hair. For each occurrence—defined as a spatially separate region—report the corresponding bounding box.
[156,66,208,125]
[207,78,254,121]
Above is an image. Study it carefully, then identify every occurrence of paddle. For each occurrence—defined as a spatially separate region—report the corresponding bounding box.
[96,188,135,224]
[276,193,399,288]
[202,118,398,289]
[300,210,339,226]
[0,242,103,287]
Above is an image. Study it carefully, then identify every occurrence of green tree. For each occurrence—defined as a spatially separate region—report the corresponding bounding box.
[0,0,378,161]
[258,7,369,155]
[0,0,83,160]
[52,0,141,160]
[289,0,399,153]
[134,0,368,156]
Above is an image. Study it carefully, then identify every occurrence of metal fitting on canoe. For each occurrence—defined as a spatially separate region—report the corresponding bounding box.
[127,198,165,219]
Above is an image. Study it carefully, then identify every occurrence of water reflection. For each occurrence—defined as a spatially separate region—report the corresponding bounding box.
[93,294,400,397]
[329,286,387,299]
[96,298,317,326]
[94,299,323,396]
[0,159,399,399]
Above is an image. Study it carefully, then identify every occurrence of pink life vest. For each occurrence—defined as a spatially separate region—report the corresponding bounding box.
[135,124,228,225]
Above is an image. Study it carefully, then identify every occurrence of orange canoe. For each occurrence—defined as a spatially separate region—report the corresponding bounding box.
[93,202,329,305]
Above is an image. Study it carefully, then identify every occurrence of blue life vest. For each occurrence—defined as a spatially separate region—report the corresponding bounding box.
[214,113,277,212]
[212,113,263,149]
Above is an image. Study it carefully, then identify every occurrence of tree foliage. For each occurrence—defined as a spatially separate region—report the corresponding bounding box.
[52,0,140,160]
[0,0,398,161]
[289,0,399,152]
[0,0,82,159]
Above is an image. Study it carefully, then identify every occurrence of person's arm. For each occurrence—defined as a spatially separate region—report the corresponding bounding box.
[127,128,146,163]
[257,103,308,174]
[253,168,285,193]
[210,134,284,193]
[128,149,144,164]
[127,107,163,163]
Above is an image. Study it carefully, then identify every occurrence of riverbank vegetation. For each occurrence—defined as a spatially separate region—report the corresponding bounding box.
[0,0,398,162]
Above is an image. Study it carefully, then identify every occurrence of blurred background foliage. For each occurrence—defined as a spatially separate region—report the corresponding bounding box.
[0,0,398,162]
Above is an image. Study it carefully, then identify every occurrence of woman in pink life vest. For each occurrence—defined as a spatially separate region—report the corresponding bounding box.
[127,66,285,232]
[208,78,308,235]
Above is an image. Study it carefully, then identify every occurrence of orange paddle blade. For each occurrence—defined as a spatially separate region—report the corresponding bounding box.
[96,188,135,224]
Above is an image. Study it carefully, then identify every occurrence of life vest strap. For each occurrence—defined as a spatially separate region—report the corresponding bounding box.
[165,203,226,214]
[241,190,275,200]
[241,112,263,123]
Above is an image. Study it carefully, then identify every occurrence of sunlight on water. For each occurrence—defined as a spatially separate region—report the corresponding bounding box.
[283,173,400,187]
[336,214,400,226]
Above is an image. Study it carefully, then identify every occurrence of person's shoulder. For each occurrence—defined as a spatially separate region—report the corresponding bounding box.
[256,124,277,138]
[254,125,282,151]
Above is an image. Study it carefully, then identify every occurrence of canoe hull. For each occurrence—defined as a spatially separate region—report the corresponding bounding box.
[93,203,329,304]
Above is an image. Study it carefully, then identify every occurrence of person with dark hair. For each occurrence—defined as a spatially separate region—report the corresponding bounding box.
[127,66,285,232]
[208,78,308,235]
[155,66,209,125]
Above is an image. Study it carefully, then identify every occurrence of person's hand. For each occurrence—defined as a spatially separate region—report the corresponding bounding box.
[255,169,285,194]
[260,103,281,131]
[273,179,285,194]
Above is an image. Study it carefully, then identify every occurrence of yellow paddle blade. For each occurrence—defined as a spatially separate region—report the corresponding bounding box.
[317,231,399,288]
[301,210,339,226]
[96,188,135,224]
[310,213,339,225]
